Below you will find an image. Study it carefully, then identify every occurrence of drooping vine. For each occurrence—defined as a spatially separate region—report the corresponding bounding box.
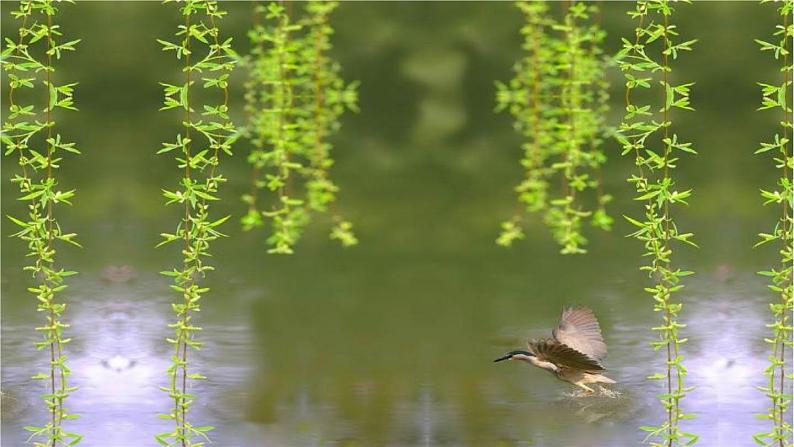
[753,1,793,445]
[496,1,611,255]
[615,1,698,445]
[1,1,82,445]
[495,1,557,248]
[155,1,236,445]
[241,0,358,254]
[546,1,590,254]
[584,7,613,234]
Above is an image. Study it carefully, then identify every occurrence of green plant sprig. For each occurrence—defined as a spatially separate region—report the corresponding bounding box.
[156,1,236,445]
[241,1,304,254]
[242,1,358,254]
[1,1,82,445]
[497,1,611,254]
[545,1,593,255]
[615,1,698,445]
[495,1,557,248]
[584,8,614,233]
[300,0,359,248]
[753,1,793,446]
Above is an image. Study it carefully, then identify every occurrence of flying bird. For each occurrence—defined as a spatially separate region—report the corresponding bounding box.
[494,306,614,394]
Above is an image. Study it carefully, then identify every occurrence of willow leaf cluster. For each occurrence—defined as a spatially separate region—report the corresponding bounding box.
[753,1,793,445]
[496,1,612,255]
[1,1,82,445]
[615,1,698,445]
[241,1,358,254]
[155,1,236,445]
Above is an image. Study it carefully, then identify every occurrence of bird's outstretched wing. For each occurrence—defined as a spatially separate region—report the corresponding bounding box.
[552,306,607,361]
[529,338,605,371]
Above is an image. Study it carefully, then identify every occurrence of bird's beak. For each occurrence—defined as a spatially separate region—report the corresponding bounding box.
[493,354,512,363]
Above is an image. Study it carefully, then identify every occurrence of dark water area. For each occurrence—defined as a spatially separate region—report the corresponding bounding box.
[1,2,791,446]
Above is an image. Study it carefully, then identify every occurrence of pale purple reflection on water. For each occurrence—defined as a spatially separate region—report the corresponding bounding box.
[1,271,788,446]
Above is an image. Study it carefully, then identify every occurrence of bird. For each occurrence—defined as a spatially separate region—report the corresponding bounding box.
[494,306,615,394]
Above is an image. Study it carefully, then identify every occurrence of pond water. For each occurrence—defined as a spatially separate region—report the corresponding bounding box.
[1,2,790,446]
[1,233,783,446]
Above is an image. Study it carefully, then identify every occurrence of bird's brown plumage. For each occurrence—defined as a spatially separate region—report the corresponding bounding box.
[528,338,605,372]
[551,306,607,362]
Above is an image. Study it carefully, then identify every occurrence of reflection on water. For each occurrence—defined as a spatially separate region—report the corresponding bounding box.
[684,275,780,446]
[1,258,788,446]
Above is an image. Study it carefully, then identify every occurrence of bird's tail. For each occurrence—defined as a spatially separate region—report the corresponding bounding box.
[593,374,615,384]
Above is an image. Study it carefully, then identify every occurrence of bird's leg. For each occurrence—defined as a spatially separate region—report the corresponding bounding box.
[574,382,595,395]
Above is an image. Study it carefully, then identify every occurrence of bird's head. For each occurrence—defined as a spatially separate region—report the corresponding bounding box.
[493,350,535,363]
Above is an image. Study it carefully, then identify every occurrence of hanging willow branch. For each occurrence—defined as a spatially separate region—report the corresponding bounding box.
[496,1,610,254]
[155,1,237,445]
[1,1,82,445]
[753,1,793,446]
[585,7,613,234]
[495,1,554,247]
[616,1,698,445]
[242,0,358,254]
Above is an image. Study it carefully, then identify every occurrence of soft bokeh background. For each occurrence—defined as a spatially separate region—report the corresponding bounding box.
[1,2,789,446]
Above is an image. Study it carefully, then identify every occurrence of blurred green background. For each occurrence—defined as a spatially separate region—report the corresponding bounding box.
[1,2,788,446]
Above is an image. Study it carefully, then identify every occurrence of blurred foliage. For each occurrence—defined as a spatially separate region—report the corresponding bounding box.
[495,1,612,254]
[241,1,358,254]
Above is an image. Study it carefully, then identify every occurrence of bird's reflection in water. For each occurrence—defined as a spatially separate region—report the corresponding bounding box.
[558,387,630,424]
[563,385,622,400]
[101,265,138,283]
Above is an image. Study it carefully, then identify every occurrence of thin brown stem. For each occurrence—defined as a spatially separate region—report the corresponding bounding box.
[568,3,577,204]
[776,9,791,447]
[271,1,292,218]
[178,9,192,446]
[627,13,646,181]
[591,5,606,208]
[661,11,675,446]
[312,16,326,178]
[282,0,293,200]
[248,4,263,213]
[206,9,225,186]
[44,11,62,446]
